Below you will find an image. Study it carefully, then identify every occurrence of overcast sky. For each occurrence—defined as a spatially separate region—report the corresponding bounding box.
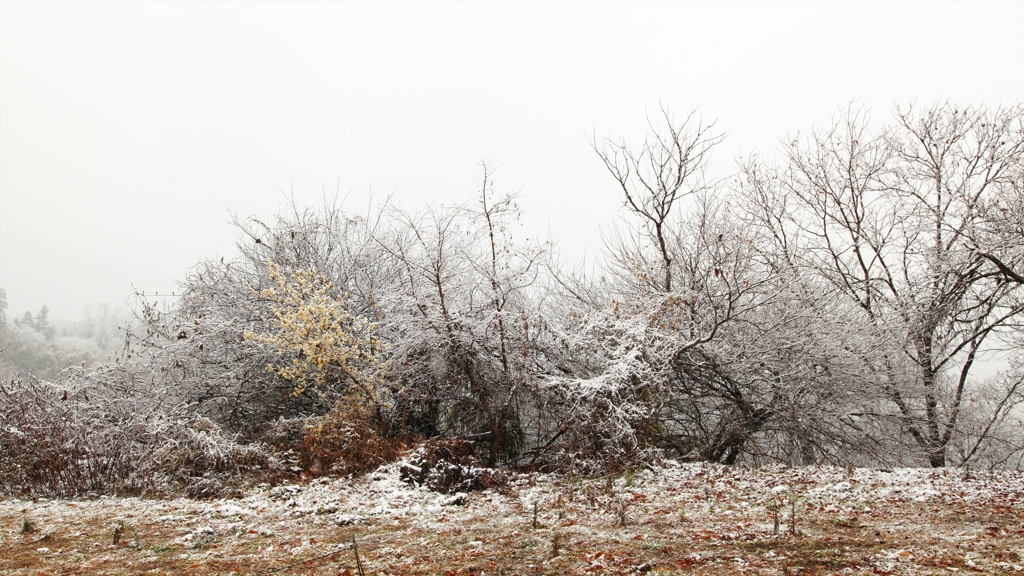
[1,1,1022,320]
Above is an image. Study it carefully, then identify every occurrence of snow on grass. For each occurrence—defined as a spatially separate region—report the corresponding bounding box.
[1,462,1022,574]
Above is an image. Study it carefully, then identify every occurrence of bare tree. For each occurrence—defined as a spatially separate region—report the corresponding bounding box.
[584,109,865,466]
[372,166,552,464]
[742,103,1024,467]
[592,107,725,293]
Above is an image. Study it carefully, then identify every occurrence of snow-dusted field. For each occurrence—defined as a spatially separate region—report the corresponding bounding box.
[1,462,1022,575]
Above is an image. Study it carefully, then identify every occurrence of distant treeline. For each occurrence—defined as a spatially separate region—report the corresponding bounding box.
[0,294,128,380]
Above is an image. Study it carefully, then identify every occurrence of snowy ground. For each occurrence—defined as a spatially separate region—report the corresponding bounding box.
[1,462,1022,575]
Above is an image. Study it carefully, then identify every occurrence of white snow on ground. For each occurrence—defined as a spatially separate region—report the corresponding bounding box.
[2,461,1023,574]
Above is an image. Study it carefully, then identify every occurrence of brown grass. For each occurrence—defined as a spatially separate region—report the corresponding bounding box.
[1,464,1021,575]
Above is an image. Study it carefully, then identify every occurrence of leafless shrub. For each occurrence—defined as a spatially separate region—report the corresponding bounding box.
[399,437,507,493]
[0,368,284,498]
[143,417,285,498]
[0,370,163,497]
[948,353,1024,470]
[542,370,662,476]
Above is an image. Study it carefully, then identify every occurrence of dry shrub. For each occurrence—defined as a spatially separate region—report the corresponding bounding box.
[399,437,507,493]
[144,417,286,498]
[0,373,284,499]
[260,416,307,470]
[2,369,487,500]
[300,396,405,477]
[0,374,157,497]
[540,373,663,477]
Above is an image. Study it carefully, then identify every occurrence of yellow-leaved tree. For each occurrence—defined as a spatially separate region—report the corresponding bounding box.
[245,262,386,406]
[246,262,402,475]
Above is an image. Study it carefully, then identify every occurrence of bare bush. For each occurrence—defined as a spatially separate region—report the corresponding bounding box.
[399,437,507,493]
[0,368,284,498]
[0,367,165,497]
[143,417,286,498]
[118,196,402,442]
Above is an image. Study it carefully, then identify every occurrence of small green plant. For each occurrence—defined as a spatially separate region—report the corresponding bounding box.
[246,540,265,554]
[532,501,539,529]
[624,467,634,487]
[112,521,124,545]
[20,518,35,534]
[550,531,561,557]
[150,543,177,553]
[191,532,216,550]
[642,539,660,550]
